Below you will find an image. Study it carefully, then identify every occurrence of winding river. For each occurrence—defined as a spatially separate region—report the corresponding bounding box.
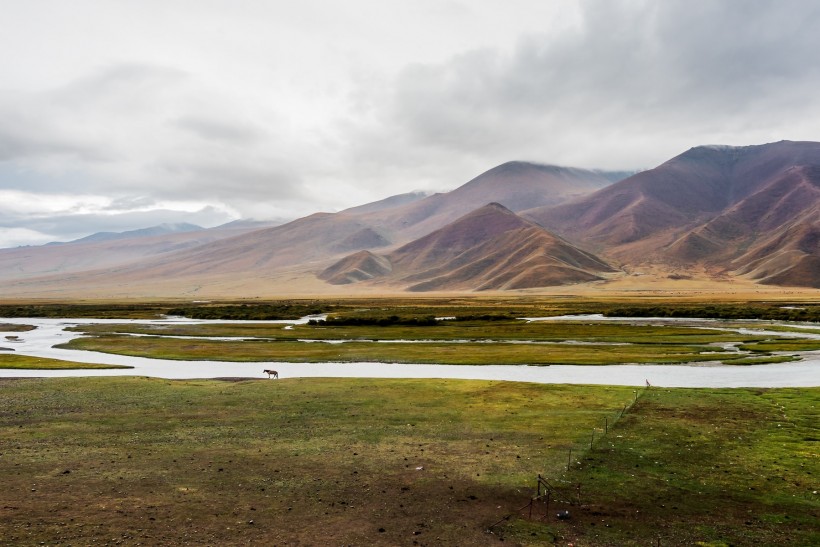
[1,316,818,388]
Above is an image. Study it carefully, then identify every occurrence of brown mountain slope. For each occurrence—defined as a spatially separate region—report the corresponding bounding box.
[528,141,820,246]
[1,161,617,297]
[93,213,389,279]
[525,141,820,288]
[733,218,820,288]
[666,165,820,263]
[318,250,392,285]
[321,203,615,291]
[355,162,621,241]
[339,191,428,215]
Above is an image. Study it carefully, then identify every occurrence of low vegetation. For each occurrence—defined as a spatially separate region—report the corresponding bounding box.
[167,302,329,320]
[59,334,742,365]
[0,354,132,370]
[1,378,815,546]
[62,318,802,366]
[740,339,820,353]
[604,303,820,322]
[0,323,36,332]
[0,377,632,545]
[496,387,819,546]
[0,303,173,319]
[2,297,818,322]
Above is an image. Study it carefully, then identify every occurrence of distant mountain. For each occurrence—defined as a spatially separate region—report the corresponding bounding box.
[3,142,817,297]
[0,221,277,282]
[215,218,286,230]
[57,223,203,245]
[31,161,617,283]
[320,203,615,291]
[526,141,820,288]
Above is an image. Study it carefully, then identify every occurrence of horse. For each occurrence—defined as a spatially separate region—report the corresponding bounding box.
[263,369,279,379]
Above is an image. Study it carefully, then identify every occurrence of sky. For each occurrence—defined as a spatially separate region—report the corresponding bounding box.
[1,0,819,248]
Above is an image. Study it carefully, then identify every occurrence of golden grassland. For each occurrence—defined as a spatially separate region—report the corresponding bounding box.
[1,260,819,302]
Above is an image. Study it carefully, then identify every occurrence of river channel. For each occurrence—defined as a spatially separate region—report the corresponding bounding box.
[1,316,818,388]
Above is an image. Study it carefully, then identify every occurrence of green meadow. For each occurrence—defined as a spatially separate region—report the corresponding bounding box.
[60,318,799,366]
[0,354,131,370]
[0,378,816,546]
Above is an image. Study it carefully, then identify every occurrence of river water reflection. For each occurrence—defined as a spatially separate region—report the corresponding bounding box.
[1,316,818,388]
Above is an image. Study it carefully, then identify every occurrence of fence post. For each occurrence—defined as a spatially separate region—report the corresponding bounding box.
[590,429,595,448]
[545,491,550,519]
[605,417,608,434]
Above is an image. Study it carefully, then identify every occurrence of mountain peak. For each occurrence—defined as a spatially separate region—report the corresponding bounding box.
[321,203,614,291]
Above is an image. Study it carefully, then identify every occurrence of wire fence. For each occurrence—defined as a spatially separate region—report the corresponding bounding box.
[487,384,651,532]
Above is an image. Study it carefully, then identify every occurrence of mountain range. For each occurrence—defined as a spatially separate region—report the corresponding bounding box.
[1,140,817,297]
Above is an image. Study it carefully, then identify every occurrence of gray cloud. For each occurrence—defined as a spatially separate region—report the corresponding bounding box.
[377,0,820,169]
[0,206,235,248]
[173,116,263,145]
[1,0,819,248]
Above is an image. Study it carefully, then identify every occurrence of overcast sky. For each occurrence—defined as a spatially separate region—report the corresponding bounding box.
[1,0,819,248]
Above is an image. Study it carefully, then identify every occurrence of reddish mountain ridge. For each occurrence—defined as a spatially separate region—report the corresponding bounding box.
[320,203,615,291]
[355,162,622,242]
[2,142,818,296]
[526,141,820,287]
[3,162,616,282]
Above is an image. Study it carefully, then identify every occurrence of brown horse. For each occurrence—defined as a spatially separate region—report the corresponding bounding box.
[263,369,279,379]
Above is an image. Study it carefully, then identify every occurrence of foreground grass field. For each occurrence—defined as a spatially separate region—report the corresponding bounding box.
[0,378,816,546]
[499,387,819,546]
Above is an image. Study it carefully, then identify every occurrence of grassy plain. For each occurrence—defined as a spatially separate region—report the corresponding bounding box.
[0,377,632,546]
[61,319,792,366]
[0,354,131,370]
[0,378,816,546]
[498,387,820,546]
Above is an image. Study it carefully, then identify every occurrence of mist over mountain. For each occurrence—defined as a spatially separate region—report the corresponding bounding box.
[52,223,204,245]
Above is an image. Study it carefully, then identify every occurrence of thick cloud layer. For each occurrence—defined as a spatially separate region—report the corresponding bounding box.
[1,0,818,247]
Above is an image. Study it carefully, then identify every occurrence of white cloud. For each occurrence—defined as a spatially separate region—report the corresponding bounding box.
[0,227,59,249]
[0,0,818,248]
